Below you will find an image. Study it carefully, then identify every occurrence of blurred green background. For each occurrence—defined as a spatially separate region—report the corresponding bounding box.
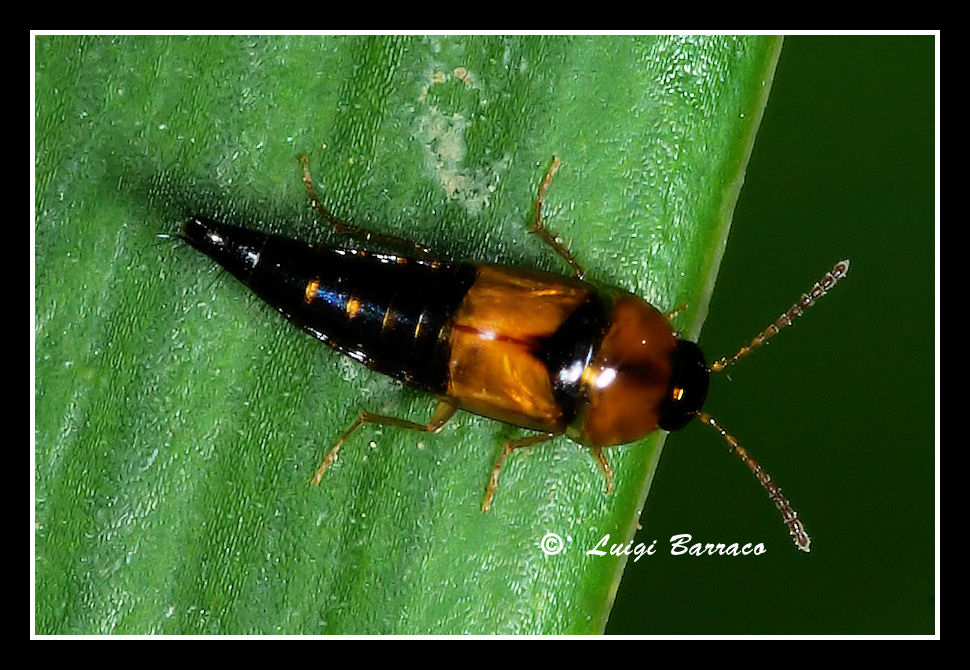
[607,35,935,634]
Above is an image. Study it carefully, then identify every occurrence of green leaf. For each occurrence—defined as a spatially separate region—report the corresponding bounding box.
[35,35,782,634]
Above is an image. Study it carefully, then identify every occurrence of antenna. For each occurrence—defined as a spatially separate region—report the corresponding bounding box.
[708,260,850,373]
[697,411,812,552]
[696,260,850,551]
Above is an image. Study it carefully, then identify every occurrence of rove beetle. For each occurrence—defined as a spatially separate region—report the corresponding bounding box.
[182,156,848,552]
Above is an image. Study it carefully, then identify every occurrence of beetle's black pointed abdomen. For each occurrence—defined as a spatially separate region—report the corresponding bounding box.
[183,216,269,283]
[182,216,477,392]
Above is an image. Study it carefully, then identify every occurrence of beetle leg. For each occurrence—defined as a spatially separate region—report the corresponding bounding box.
[311,400,457,485]
[664,302,688,321]
[590,446,615,495]
[482,431,561,512]
[531,156,586,280]
[300,155,438,260]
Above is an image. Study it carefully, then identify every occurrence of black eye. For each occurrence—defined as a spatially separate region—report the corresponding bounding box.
[658,339,709,431]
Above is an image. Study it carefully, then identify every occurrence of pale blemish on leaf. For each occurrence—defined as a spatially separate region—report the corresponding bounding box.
[414,106,510,216]
[414,64,509,216]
